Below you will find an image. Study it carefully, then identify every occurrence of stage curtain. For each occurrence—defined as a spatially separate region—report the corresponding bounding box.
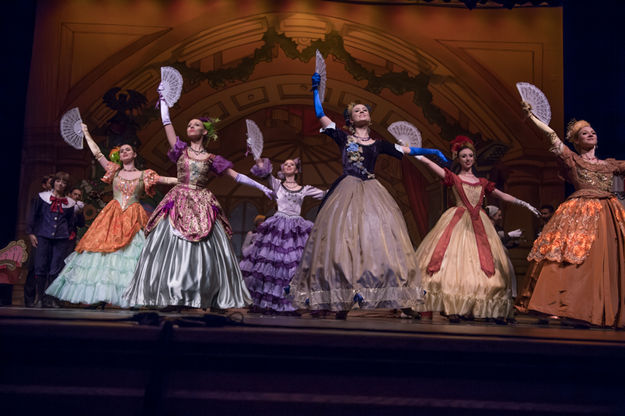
[401,158,429,239]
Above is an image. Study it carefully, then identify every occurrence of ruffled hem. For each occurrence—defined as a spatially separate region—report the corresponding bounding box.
[291,286,425,311]
[239,214,311,311]
[247,289,296,312]
[415,291,513,319]
[46,232,145,306]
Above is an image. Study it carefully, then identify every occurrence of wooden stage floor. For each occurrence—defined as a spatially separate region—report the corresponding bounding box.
[1,306,624,415]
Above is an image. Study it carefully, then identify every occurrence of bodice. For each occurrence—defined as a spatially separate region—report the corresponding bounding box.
[554,145,625,193]
[574,164,614,192]
[177,151,215,189]
[274,183,325,216]
[452,181,484,209]
[112,172,145,211]
[322,124,402,181]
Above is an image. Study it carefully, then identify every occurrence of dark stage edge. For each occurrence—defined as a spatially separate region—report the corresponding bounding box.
[1,307,624,416]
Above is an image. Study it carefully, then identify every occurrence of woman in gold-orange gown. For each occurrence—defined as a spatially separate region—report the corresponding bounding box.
[517,105,625,327]
[46,124,176,307]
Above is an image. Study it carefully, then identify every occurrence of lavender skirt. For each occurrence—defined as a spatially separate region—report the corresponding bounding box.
[239,212,313,312]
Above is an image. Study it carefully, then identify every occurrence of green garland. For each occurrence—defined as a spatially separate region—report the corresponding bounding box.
[158,27,475,144]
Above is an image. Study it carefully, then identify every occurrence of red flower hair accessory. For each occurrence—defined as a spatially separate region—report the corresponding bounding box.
[450,135,475,160]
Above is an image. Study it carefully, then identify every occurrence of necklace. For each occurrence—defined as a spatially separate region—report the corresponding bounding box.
[189,146,206,155]
[123,167,137,172]
[354,134,372,141]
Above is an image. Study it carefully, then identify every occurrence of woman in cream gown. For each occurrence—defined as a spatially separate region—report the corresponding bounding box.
[412,136,539,322]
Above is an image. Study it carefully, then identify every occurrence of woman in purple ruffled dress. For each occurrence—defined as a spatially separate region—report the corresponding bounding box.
[240,158,326,314]
[123,95,275,310]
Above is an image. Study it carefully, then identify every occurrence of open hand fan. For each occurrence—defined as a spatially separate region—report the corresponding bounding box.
[315,49,327,103]
[60,107,84,150]
[516,82,551,125]
[159,66,183,107]
[387,121,422,148]
[245,119,264,161]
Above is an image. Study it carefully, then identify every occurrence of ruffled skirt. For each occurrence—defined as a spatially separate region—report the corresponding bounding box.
[414,208,514,319]
[46,231,145,307]
[240,212,313,312]
[76,200,147,253]
[289,175,424,311]
[517,197,625,327]
[123,219,251,309]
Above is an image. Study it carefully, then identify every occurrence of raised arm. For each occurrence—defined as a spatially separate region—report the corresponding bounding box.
[490,188,540,217]
[158,94,178,149]
[312,73,332,129]
[82,123,109,170]
[522,101,564,154]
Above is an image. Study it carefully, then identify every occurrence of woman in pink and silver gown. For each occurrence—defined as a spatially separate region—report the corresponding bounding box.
[124,94,275,310]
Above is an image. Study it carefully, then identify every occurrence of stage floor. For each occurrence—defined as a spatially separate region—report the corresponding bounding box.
[1,306,625,415]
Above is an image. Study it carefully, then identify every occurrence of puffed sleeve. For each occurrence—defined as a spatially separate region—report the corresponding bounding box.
[555,143,576,169]
[101,162,121,184]
[607,158,625,175]
[143,169,160,197]
[484,179,496,195]
[302,185,327,200]
[210,155,234,176]
[167,137,188,163]
[250,157,272,178]
[442,167,455,187]
[250,158,281,191]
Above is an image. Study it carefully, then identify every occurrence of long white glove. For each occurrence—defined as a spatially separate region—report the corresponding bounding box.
[235,173,276,200]
[514,198,540,217]
[157,83,171,126]
[159,98,171,126]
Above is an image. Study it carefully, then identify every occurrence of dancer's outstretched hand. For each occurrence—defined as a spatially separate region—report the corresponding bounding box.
[408,147,449,164]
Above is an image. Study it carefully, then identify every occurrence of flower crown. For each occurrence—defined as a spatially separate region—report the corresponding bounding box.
[109,146,121,166]
[450,135,475,160]
[199,117,219,142]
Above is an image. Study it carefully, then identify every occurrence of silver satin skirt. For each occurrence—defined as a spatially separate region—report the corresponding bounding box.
[123,219,251,309]
[290,175,424,311]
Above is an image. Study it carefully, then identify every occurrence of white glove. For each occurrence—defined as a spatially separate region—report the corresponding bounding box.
[235,173,277,200]
[514,198,540,217]
[159,97,171,126]
[507,229,522,238]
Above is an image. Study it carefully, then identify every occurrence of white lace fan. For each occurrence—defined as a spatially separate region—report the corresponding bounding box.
[315,49,327,103]
[59,107,84,150]
[516,82,551,125]
[387,121,422,148]
[245,119,263,161]
[159,66,183,107]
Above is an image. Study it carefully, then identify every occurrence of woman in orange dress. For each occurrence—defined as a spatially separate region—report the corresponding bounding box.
[46,124,176,307]
[516,103,625,327]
